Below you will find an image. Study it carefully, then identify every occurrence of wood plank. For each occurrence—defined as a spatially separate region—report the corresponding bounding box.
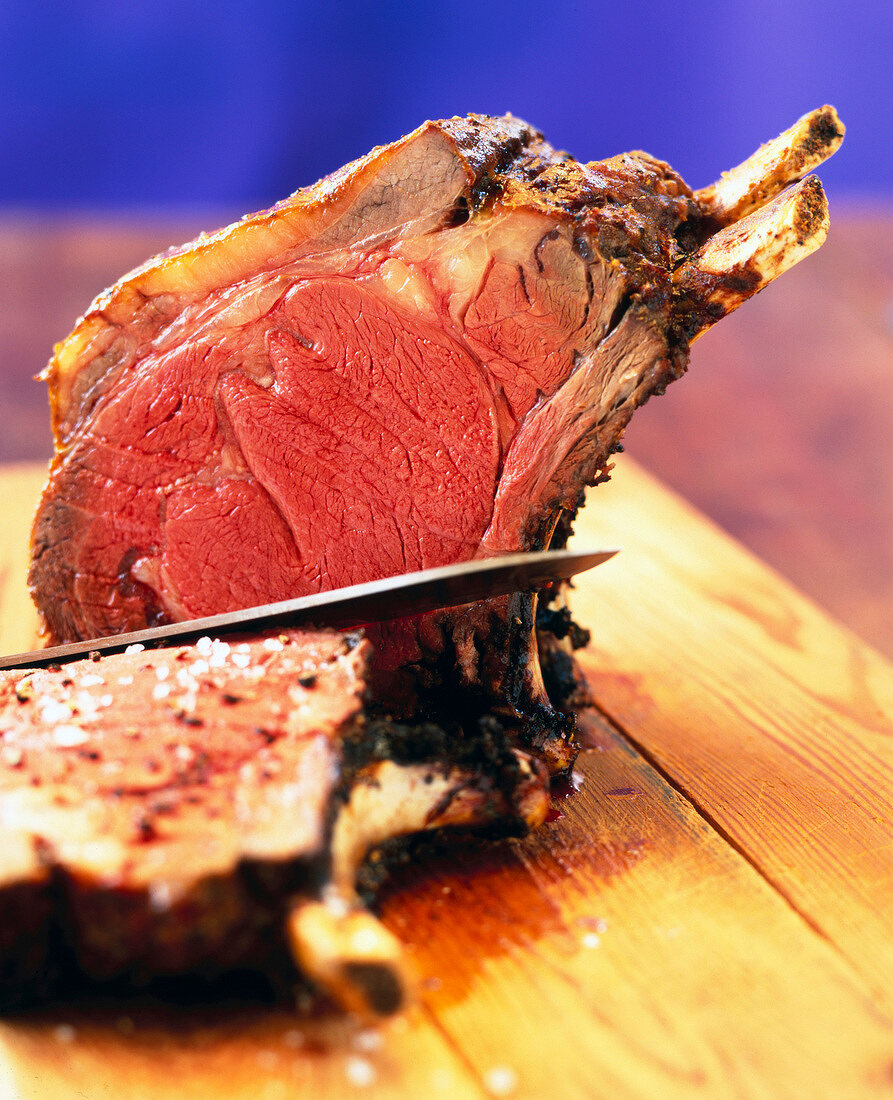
[0,465,44,654]
[0,460,891,1097]
[379,719,893,1098]
[0,1006,485,1100]
[571,460,893,1014]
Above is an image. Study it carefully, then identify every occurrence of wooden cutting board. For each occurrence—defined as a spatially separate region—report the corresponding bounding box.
[0,460,890,1098]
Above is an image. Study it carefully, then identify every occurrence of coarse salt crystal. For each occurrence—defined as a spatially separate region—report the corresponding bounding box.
[148,881,172,912]
[195,637,213,656]
[345,1056,376,1088]
[174,744,194,762]
[237,643,251,653]
[263,637,284,652]
[351,1029,382,1052]
[322,888,350,919]
[99,694,114,708]
[279,783,302,806]
[155,665,170,681]
[118,675,134,686]
[53,725,89,748]
[484,1066,518,1096]
[79,674,104,688]
[124,644,145,655]
[189,660,210,676]
[74,691,99,716]
[2,746,23,767]
[231,652,252,669]
[152,682,171,701]
[39,698,72,724]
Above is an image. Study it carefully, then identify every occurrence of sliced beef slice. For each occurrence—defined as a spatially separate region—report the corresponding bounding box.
[29,109,843,770]
[0,632,548,1013]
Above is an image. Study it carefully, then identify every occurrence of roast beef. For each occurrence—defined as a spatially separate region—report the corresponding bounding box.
[0,630,548,1013]
[28,109,842,770]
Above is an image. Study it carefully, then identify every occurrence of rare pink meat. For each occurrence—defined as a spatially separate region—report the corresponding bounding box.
[30,117,695,643]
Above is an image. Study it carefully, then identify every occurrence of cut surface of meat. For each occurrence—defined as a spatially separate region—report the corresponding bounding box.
[29,109,842,772]
[0,630,549,1012]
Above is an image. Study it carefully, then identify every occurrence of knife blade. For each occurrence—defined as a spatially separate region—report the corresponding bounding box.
[0,547,618,671]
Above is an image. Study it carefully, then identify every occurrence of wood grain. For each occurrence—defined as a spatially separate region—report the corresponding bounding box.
[572,464,893,1015]
[0,459,891,1098]
[379,721,893,1098]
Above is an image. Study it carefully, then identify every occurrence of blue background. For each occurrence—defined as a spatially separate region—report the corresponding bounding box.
[1,0,889,211]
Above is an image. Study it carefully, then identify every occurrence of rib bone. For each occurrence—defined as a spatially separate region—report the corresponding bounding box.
[696,105,844,224]
[676,175,829,336]
[287,899,412,1018]
[286,754,549,1016]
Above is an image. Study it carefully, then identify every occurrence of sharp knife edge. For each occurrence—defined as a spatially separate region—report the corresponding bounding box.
[0,547,618,671]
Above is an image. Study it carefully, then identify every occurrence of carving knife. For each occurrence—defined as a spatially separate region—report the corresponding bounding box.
[0,547,618,671]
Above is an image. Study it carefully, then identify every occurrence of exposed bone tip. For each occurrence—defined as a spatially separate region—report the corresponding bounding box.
[807,105,845,151]
[696,105,844,225]
[676,174,829,336]
[287,897,413,1018]
[789,174,830,247]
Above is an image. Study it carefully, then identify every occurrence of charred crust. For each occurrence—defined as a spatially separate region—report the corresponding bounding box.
[469,171,505,212]
[536,598,591,651]
[673,264,762,338]
[341,960,405,1016]
[799,106,845,168]
[340,712,526,807]
[792,175,827,243]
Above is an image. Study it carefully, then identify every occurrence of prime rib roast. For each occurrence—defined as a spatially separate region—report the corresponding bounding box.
[8,107,842,1012]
